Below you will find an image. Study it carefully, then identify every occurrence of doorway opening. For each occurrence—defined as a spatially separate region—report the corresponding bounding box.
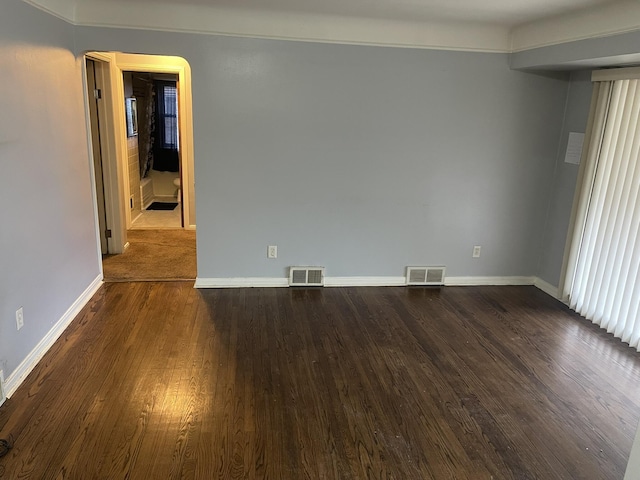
[125,71,182,229]
[83,52,197,281]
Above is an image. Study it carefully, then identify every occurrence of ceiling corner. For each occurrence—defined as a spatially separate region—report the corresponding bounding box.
[511,0,640,52]
[21,0,76,23]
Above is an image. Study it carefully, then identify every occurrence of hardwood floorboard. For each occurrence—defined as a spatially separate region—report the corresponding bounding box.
[1,284,640,479]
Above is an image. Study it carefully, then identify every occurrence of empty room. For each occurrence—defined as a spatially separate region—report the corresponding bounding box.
[2,0,640,478]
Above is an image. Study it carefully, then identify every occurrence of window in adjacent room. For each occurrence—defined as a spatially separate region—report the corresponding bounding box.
[158,82,178,150]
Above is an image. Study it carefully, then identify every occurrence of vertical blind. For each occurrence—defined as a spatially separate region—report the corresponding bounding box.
[565,77,640,351]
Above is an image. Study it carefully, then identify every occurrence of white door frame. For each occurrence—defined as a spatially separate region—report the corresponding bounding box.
[83,52,127,255]
[113,53,196,230]
[82,52,196,260]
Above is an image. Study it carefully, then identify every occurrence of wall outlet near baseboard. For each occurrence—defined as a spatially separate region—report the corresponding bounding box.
[268,245,277,259]
[472,246,481,258]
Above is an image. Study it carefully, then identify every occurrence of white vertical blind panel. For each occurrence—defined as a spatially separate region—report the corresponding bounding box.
[616,109,640,348]
[585,81,636,326]
[570,78,640,351]
[603,84,640,330]
[571,81,625,313]
[582,82,627,322]
[563,82,612,301]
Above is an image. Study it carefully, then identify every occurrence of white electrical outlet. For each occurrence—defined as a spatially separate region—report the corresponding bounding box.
[16,307,24,330]
[268,245,278,259]
[472,246,481,258]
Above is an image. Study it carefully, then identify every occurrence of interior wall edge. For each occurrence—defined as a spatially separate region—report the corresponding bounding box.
[533,277,560,299]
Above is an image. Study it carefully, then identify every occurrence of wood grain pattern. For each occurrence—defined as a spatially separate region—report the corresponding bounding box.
[1,283,639,479]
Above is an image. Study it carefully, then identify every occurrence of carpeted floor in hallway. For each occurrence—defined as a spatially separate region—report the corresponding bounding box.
[102,229,196,281]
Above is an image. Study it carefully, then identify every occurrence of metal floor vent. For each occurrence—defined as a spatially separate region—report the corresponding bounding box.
[289,267,325,287]
[406,266,446,286]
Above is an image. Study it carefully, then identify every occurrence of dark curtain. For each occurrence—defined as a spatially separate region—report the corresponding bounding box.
[152,80,179,173]
[138,79,155,178]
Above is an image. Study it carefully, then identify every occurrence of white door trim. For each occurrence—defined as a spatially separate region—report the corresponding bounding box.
[83,52,127,254]
[113,53,196,230]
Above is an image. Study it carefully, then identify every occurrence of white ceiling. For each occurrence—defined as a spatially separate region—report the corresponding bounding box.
[24,0,640,52]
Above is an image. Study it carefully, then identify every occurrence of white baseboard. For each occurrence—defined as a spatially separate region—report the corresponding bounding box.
[324,276,406,287]
[195,275,542,289]
[195,277,289,288]
[533,277,560,299]
[4,275,103,399]
[445,276,536,286]
[195,276,407,288]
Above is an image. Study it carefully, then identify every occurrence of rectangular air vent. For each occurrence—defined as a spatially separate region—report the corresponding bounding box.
[289,266,325,287]
[406,266,446,286]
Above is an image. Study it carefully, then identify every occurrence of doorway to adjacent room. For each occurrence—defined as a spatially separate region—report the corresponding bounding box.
[83,52,197,281]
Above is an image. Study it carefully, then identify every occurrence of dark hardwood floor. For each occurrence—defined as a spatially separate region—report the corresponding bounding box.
[1,283,639,479]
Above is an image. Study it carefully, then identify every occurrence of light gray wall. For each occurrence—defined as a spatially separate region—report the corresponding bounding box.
[0,0,100,378]
[537,71,593,287]
[75,27,570,279]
